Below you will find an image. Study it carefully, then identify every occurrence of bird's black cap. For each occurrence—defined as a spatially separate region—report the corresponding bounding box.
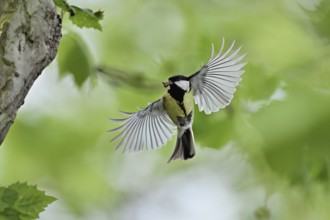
[168,75,189,82]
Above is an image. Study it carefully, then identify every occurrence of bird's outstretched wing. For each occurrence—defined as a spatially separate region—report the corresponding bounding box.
[189,38,247,114]
[109,99,176,152]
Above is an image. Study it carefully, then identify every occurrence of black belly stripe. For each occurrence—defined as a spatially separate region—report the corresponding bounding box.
[177,101,187,117]
[176,102,193,127]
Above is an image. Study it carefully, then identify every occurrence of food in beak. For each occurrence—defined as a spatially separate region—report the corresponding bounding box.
[162,82,169,87]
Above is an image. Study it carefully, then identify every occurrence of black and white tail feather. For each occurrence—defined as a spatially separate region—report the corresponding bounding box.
[109,38,246,162]
[168,127,195,162]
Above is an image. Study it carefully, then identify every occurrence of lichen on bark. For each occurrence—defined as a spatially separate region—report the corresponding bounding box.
[0,0,62,145]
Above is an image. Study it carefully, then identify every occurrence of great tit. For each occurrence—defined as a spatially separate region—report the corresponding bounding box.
[109,38,246,162]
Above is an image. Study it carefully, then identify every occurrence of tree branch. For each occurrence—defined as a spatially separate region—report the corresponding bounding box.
[0,0,62,145]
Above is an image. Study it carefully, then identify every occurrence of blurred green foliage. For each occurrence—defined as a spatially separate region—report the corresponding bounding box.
[2,0,330,219]
[57,32,94,87]
[305,0,330,42]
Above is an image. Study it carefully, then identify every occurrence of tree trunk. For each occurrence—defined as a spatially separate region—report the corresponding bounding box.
[0,0,61,145]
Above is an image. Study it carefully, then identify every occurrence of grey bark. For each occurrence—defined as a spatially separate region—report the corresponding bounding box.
[0,0,62,145]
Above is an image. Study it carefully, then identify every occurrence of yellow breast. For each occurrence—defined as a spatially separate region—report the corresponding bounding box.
[163,90,194,126]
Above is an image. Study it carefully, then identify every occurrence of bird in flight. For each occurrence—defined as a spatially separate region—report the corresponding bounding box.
[109,38,246,162]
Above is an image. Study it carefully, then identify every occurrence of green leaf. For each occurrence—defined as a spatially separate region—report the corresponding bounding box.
[53,1,103,30]
[0,183,56,220]
[69,6,103,31]
[94,10,104,20]
[0,188,18,211]
[57,32,94,87]
[9,182,56,220]
[53,0,71,12]
[0,208,20,220]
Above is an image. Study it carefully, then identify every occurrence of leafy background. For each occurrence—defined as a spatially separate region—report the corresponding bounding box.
[1,0,330,219]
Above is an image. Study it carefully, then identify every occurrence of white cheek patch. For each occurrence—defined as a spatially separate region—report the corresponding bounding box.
[175,80,190,91]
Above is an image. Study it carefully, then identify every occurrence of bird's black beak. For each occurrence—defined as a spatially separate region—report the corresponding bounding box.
[162,81,169,87]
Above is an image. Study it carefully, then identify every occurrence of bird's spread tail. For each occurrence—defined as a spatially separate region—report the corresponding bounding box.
[168,127,195,163]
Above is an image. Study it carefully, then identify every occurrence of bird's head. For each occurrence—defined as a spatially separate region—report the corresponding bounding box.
[163,75,190,92]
